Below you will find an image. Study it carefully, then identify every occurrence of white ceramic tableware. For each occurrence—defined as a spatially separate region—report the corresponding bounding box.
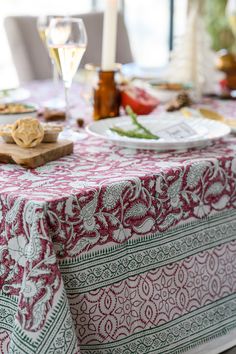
[87,113,231,151]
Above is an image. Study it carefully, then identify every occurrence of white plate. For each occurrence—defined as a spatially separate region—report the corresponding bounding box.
[86,113,231,151]
[0,88,30,104]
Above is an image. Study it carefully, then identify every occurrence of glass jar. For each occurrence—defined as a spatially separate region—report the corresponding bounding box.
[93,70,120,120]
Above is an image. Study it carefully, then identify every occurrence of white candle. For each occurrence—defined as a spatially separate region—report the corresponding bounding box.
[101,0,118,71]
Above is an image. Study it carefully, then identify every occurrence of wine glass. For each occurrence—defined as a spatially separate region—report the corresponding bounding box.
[47,17,87,120]
[37,15,59,84]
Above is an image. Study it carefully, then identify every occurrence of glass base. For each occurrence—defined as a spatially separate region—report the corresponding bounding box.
[42,97,66,109]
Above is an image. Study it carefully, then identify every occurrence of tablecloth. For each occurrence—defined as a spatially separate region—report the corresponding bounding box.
[1,81,236,354]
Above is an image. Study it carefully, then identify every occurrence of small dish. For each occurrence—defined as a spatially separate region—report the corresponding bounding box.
[147,82,192,103]
[0,103,38,124]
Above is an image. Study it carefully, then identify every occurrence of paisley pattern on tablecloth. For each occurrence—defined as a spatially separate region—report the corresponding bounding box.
[1,82,236,353]
[1,135,236,260]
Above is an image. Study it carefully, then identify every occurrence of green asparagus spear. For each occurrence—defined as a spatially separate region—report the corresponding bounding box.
[110,105,160,140]
[110,126,159,139]
[125,106,159,139]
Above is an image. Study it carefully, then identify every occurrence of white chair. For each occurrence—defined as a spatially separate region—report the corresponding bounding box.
[4,12,133,83]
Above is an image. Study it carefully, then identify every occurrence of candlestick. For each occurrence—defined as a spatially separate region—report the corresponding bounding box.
[101,0,118,71]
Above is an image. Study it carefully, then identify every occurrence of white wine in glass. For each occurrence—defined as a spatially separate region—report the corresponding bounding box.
[49,46,86,87]
[47,17,87,119]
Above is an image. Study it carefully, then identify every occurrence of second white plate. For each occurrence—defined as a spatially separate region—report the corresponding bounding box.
[0,88,30,104]
[87,113,231,151]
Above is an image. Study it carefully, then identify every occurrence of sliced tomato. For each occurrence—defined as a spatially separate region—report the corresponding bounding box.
[121,86,159,115]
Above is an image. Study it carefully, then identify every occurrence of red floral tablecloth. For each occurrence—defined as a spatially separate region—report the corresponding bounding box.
[1,81,236,354]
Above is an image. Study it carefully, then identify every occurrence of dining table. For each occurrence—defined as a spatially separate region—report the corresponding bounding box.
[1,80,236,354]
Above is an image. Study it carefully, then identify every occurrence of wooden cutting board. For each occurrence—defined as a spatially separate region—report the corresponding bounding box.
[0,140,73,168]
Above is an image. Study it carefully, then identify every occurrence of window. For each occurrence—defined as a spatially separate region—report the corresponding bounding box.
[124,0,170,68]
[174,0,188,38]
[0,0,187,88]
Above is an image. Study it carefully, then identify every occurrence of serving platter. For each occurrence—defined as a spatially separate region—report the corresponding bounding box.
[0,140,73,168]
[87,113,231,151]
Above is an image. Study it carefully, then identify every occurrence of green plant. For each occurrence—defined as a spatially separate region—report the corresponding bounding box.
[204,0,235,52]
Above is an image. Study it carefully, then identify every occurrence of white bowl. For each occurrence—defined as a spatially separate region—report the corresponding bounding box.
[0,103,38,125]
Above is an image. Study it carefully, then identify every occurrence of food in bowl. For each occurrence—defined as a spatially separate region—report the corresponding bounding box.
[0,103,36,113]
[147,81,192,103]
[0,103,38,124]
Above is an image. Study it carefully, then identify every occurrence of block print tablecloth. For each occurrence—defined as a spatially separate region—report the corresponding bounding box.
[1,82,236,353]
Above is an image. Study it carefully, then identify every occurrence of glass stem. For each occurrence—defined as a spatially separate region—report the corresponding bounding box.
[53,64,58,85]
[64,83,70,120]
